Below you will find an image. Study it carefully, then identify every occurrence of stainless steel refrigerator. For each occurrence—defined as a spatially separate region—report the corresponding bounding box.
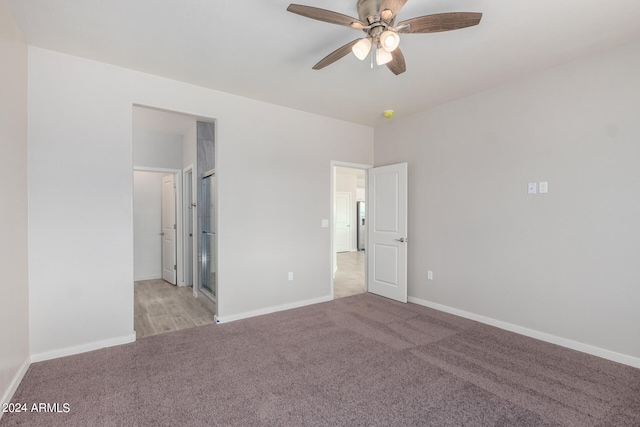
[357,201,366,251]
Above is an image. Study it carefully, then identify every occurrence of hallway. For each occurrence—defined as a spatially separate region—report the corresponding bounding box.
[334,251,366,299]
[134,279,215,338]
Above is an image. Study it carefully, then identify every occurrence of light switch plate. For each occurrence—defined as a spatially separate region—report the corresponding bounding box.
[539,182,548,193]
[427,271,433,280]
[528,182,537,195]
[321,219,329,228]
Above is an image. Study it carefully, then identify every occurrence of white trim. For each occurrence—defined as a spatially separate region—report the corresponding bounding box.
[216,295,333,324]
[183,164,195,291]
[133,166,184,286]
[131,104,215,126]
[332,161,374,170]
[330,161,372,301]
[133,166,180,174]
[30,333,136,363]
[408,296,640,369]
[0,357,30,410]
[189,165,198,298]
[183,165,199,298]
[134,274,162,281]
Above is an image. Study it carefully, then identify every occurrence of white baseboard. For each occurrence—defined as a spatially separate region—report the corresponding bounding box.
[134,274,162,281]
[0,357,30,414]
[408,296,640,369]
[216,295,333,324]
[30,333,136,363]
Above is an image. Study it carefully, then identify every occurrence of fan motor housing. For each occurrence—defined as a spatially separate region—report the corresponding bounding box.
[357,0,383,22]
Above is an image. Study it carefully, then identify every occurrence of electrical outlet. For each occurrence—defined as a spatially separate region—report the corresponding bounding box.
[288,272,293,281]
[527,182,537,195]
[427,271,433,280]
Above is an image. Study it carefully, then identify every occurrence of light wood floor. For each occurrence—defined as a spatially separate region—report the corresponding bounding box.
[334,250,366,298]
[136,253,364,338]
[134,279,216,338]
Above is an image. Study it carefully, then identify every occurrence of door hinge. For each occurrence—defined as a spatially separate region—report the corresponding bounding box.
[174,224,177,229]
[174,265,177,270]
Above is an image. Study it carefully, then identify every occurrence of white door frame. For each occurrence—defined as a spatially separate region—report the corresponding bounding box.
[133,166,184,286]
[161,174,178,284]
[330,161,372,300]
[183,164,198,296]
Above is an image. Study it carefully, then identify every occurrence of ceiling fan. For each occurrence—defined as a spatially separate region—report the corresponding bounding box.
[287,0,482,75]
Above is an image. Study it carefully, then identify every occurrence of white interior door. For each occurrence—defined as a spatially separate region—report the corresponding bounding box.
[335,192,352,253]
[367,163,408,302]
[162,174,177,285]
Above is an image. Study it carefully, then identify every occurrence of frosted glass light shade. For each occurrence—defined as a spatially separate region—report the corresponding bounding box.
[352,38,372,60]
[376,47,393,65]
[380,30,400,52]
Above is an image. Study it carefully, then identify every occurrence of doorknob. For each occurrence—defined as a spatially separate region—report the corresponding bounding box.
[395,237,407,243]
[160,232,165,236]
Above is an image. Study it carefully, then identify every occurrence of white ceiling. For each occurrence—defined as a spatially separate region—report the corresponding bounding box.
[9,0,640,127]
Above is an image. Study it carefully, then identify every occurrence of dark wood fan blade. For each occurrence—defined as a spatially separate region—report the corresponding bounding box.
[379,0,408,21]
[287,4,365,29]
[386,48,406,75]
[398,12,482,34]
[312,39,360,70]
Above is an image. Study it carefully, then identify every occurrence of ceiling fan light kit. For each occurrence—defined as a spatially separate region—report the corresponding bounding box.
[287,0,482,75]
[380,30,400,52]
[352,38,372,60]
[376,47,393,66]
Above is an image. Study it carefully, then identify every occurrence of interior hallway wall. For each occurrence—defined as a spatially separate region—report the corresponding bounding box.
[27,47,374,359]
[132,119,187,282]
[374,40,640,365]
[335,169,358,251]
[0,0,29,406]
[182,123,197,170]
[133,129,183,169]
[133,171,165,281]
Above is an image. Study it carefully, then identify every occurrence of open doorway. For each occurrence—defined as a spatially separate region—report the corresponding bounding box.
[332,162,371,299]
[132,105,216,338]
[133,169,181,284]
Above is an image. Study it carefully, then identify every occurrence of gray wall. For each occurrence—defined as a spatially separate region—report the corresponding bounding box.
[374,40,640,363]
[132,126,185,281]
[0,1,29,407]
[133,171,165,281]
[336,167,366,251]
[26,46,374,359]
[336,169,358,251]
[133,129,183,170]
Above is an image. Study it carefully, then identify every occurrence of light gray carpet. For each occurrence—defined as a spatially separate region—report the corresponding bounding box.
[3,293,640,426]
